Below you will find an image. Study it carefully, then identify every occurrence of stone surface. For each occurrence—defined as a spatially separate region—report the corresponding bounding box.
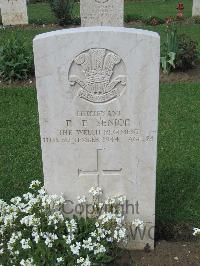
[193,0,200,16]
[33,27,160,250]
[80,0,124,26]
[0,0,28,26]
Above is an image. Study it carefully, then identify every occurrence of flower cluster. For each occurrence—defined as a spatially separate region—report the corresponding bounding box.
[0,181,127,265]
[0,180,143,265]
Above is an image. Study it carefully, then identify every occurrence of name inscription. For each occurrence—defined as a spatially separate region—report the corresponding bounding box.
[42,110,156,145]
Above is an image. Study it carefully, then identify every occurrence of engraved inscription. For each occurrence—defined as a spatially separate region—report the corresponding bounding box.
[42,109,156,145]
[69,49,127,103]
[78,149,122,186]
[80,0,123,27]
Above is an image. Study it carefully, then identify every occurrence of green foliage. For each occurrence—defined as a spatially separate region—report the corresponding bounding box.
[144,16,165,26]
[161,24,178,74]
[124,13,143,23]
[28,3,57,24]
[125,0,192,20]
[191,16,200,24]
[0,35,33,82]
[48,0,76,26]
[175,34,199,71]
[124,14,166,25]
[161,24,199,73]
[29,0,48,3]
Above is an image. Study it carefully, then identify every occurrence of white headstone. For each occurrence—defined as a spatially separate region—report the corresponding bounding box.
[34,27,160,250]
[193,0,200,16]
[0,0,28,26]
[80,0,124,26]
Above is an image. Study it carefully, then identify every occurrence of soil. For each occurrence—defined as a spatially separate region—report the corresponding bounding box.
[160,65,200,84]
[116,239,200,266]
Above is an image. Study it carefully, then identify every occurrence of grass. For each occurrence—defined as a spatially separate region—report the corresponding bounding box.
[0,84,200,226]
[125,0,192,20]
[28,2,79,24]
[157,83,200,224]
[28,3,56,24]
[0,88,43,201]
[143,24,200,48]
[0,28,58,48]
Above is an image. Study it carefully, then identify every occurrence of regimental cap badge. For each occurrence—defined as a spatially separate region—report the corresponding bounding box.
[69,48,127,103]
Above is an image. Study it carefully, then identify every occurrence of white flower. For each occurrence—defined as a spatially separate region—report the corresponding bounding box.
[7,231,22,252]
[105,197,115,205]
[82,237,93,251]
[77,257,84,264]
[41,193,65,209]
[193,228,200,236]
[20,258,35,266]
[32,230,40,243]
[90,231,96,237]
[65,219,77,233]
[42,232,58,247]
[70,242,81,255]
[77,256,91,266]
[94,244,106,254]
[95,222,99,228]
[89,187,102,197]
[20,214,40,227]
[10,196,21,205]
[20,238,31,249]
[77,196,86,204]
[57,257,64,263]
[81,255,91,266]
[3,212,18,227]
[96,227,107,239]
[23,192,34,201]
[63,234,74,245]
[98,202,104,208]
[132,219,144,229]
[38,187,46,196]
[29,180,41,190]
[113,227,127,242]
[118,195,126,204]
[118,228,126,238]
[98,212,115,224]
[48,211,64,226]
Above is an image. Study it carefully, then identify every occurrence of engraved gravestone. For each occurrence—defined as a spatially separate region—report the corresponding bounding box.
[34,26,160,250]
[193,0,200,16]
[80,0,124,26]
[0,0,28,26]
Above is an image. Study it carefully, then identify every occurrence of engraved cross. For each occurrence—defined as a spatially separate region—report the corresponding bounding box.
[78,149,122,186]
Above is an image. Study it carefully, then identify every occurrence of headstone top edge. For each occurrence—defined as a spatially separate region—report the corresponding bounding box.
[33,27,160,43]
